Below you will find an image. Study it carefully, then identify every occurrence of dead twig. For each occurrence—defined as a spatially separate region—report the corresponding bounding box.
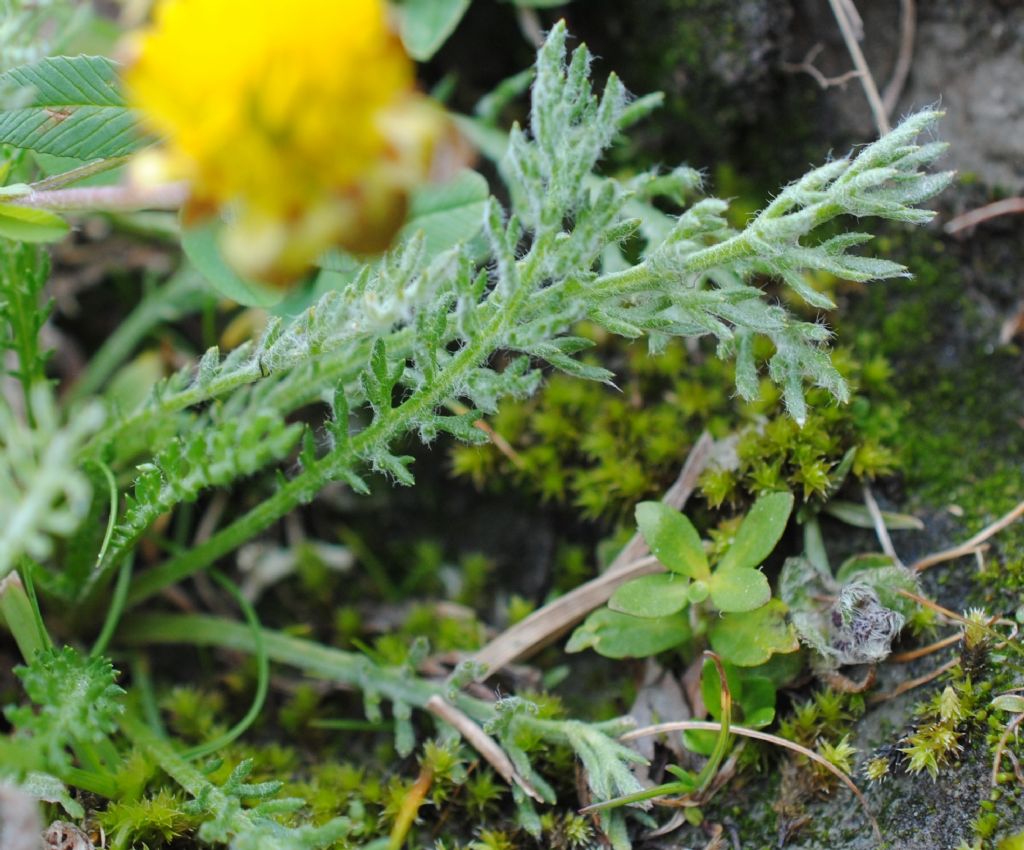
[781,43,862,90]
[912,497,1024,573]
[882,0,915,117]
[889,632,962,663]
[619,720,881,842]
[822,665,877,694]
[826,0,891,135]
[469,433,715,680]
[446,401,524,469]
[515,5,544,49]
[945,197,1024,234]
[426,695,545,802]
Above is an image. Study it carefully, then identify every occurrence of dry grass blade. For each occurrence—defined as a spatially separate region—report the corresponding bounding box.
[889,632,961,663]
[945,198,1024,234]
[620,720,881,841]
[912,496,1024,572]
[869,657,959,703]
[863,482,902,565]
[446,401,524,468]
[426,695,544,802]
[882,0,915,116]
[469,432,715,680]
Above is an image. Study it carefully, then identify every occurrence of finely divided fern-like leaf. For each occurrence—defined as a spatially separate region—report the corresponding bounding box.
[4,646,124,775]
[0,55,145,158]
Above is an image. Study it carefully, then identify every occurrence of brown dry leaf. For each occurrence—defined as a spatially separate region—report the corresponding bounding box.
[627,659,692,769]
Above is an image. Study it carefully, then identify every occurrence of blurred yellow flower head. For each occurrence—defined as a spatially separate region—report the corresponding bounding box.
[124,0,441,283]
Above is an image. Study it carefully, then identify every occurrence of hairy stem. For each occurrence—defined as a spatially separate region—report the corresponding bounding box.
[10,182,188,213]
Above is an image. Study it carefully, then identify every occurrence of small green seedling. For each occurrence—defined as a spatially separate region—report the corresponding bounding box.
[569,491,800,666]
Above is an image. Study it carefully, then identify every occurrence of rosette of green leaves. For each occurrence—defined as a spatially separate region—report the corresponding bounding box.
[568,491,800,665]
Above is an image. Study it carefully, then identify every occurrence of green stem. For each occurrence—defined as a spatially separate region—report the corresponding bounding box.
[11,181,188,213]
[179,571,269,760]
[90,554,133,658]
[121,613,463,717]
[29,156,131,192]
[121,708,349,845]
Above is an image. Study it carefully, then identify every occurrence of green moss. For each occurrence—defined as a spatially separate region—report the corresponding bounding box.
[451,329,900,525]
[843,228,1024,607]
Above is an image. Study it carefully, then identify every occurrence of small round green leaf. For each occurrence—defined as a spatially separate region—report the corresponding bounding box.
[708,600,798,667]
[708,566,770,613]
[608,573,690,619]
[687,579,709,603]
[635,501,710,580]
[716,490,794,573]
[566,608,690,659]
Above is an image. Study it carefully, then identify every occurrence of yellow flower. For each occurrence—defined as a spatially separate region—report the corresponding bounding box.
[124,0,441,283]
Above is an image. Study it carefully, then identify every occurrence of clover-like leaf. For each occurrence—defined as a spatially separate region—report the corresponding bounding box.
[635,501,709,580]
[715,491,794,574]
[398,169,489,254]
[708,600,798,667]
[707,566,770,613]
[608,573,690,619]
[567,608,690,659]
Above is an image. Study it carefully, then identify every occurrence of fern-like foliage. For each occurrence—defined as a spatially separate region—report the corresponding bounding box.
[0,240,49,392]
[96,399,304,581]
[89,22,950,608]
[121,714,349,850]
[1,646,124,777]
[0,0,85,73]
